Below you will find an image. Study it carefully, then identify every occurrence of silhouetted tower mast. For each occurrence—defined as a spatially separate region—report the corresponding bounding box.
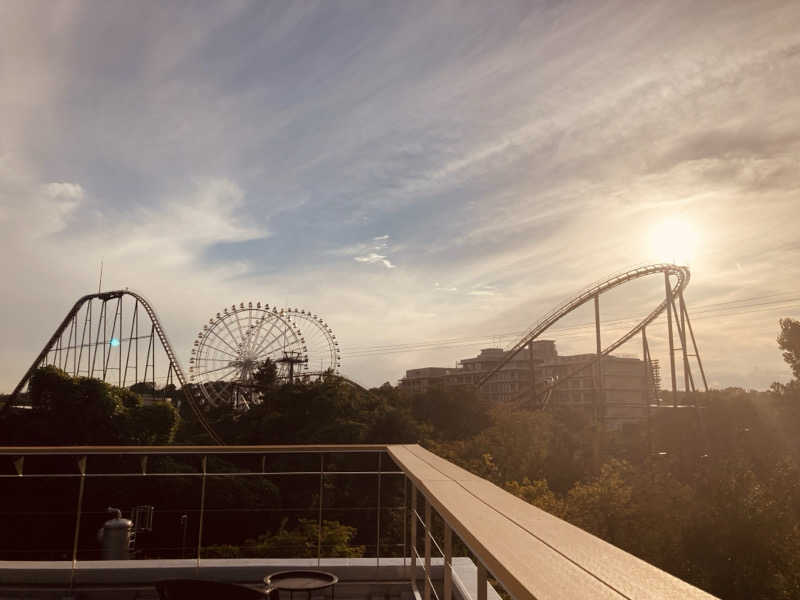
[277,351,307,384]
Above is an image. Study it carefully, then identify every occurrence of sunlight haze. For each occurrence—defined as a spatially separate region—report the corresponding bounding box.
[1,1,799,392]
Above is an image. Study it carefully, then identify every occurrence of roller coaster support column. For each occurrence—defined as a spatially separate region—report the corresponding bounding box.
[682,297,709,392]
[528,341,536,407]
[672,294,695,396]
[680,294,708,391]
[593,294,604,470]
[664,272,678,407]
[594,294,604,419]
[642,327,653,454]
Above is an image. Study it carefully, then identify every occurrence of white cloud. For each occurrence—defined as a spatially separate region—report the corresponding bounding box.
[354,253,395,269]
[44,182,85,200]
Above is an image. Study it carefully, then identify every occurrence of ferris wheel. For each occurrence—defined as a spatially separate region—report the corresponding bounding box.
[280,307,341,376]
[189,302,340,409]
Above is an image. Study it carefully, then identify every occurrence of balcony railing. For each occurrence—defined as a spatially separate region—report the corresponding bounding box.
[0,444,716,599]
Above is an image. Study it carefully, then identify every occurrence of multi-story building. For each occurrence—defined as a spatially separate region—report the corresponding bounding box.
[399,341,659,430]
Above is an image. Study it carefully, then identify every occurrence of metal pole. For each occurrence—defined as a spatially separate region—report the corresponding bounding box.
[444,524,453,600]
[402,476,408,568]
[69,456,87,590]
[376,453,382,566]
[682,293,708,392]
[424,499,431,600]
[151,326,156,401]
[664,272,678,407]
[317,454,324,566]
[642,328,652,455]
[672,297,692,394]
[196,456,207,571]
[410,486,417,582]
[135,303,139,385]
[528,341,536,406]
[101,300,107,377]
[180,514,188,558]
[593,294,603,469]
[124,301,136,387]
[118,298,122,387]
[103,298,120,379]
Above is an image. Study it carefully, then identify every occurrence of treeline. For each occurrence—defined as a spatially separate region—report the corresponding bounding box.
[1,319,800,599]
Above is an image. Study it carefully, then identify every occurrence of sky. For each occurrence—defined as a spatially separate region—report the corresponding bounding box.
[1,0,799,392]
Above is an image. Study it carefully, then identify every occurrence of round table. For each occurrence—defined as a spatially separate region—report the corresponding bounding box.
[264,570,339,600]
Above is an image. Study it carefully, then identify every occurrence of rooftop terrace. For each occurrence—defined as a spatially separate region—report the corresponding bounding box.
[0,445,716,599]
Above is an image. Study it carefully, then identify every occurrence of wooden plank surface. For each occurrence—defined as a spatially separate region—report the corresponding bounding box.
[388,444,717,600]
[390,445,624,600]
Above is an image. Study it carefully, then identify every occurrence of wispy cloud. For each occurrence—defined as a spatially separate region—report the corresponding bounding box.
[1,2,799,389]
[354,253,395,269]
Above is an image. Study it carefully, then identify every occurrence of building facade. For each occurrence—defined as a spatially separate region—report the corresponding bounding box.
[399,341,660,430]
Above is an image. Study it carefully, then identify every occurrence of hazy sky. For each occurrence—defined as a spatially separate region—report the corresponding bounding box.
[2,1,799,392]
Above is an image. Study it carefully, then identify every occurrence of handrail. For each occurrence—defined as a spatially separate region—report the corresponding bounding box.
[0,444,389,456]
[0,444,717,599]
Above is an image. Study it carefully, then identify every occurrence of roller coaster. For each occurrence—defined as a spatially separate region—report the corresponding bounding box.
[3,264,707,444]
[475,263,707,406]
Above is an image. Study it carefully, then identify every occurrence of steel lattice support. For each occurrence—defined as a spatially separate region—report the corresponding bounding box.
[3,290,222,444]
[478,264,709,411]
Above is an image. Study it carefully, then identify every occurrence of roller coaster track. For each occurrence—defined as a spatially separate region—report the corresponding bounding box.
[476,264,694,394]
[5,290,223,445]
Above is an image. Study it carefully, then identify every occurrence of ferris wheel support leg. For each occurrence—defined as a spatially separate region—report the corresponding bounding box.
[664,272,678,408]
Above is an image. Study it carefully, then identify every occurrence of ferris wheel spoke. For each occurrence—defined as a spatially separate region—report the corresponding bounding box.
[194,363,239,378]
[244,316,272,355]
[251,320,284,357]
[199,340,239,359]
[206,329,240,356]
[219,316,244,355]
[250,316,281,356]
[232,308,247,349]
[244,307,254,350]
[254,327,290,358]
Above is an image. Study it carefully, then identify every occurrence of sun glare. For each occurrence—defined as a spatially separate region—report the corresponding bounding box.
[648,217,699,265]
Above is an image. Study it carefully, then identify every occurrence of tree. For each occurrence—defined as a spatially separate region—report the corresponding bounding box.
[778,318,800,380]
[120,402,180,444]
[504,478,564,517]
[7,366,180,445]
[236,519,364,558]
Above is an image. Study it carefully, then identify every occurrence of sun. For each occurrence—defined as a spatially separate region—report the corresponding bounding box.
[648,217,699,265]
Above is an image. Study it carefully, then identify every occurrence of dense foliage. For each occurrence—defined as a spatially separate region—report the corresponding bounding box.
[2,319,800,599]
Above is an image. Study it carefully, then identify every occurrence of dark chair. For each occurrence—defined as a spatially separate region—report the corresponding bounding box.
[156,579,274,600]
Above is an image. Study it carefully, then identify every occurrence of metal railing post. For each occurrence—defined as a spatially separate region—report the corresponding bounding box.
[376,452,382,566]
[477,563,487,600]
[444,524,453,600]
[317,454,324,566]
[69,455,87,590]
[424,499,432,600]
[410,485,417,585]
[402,476,408,568]
[196,456,207,570]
